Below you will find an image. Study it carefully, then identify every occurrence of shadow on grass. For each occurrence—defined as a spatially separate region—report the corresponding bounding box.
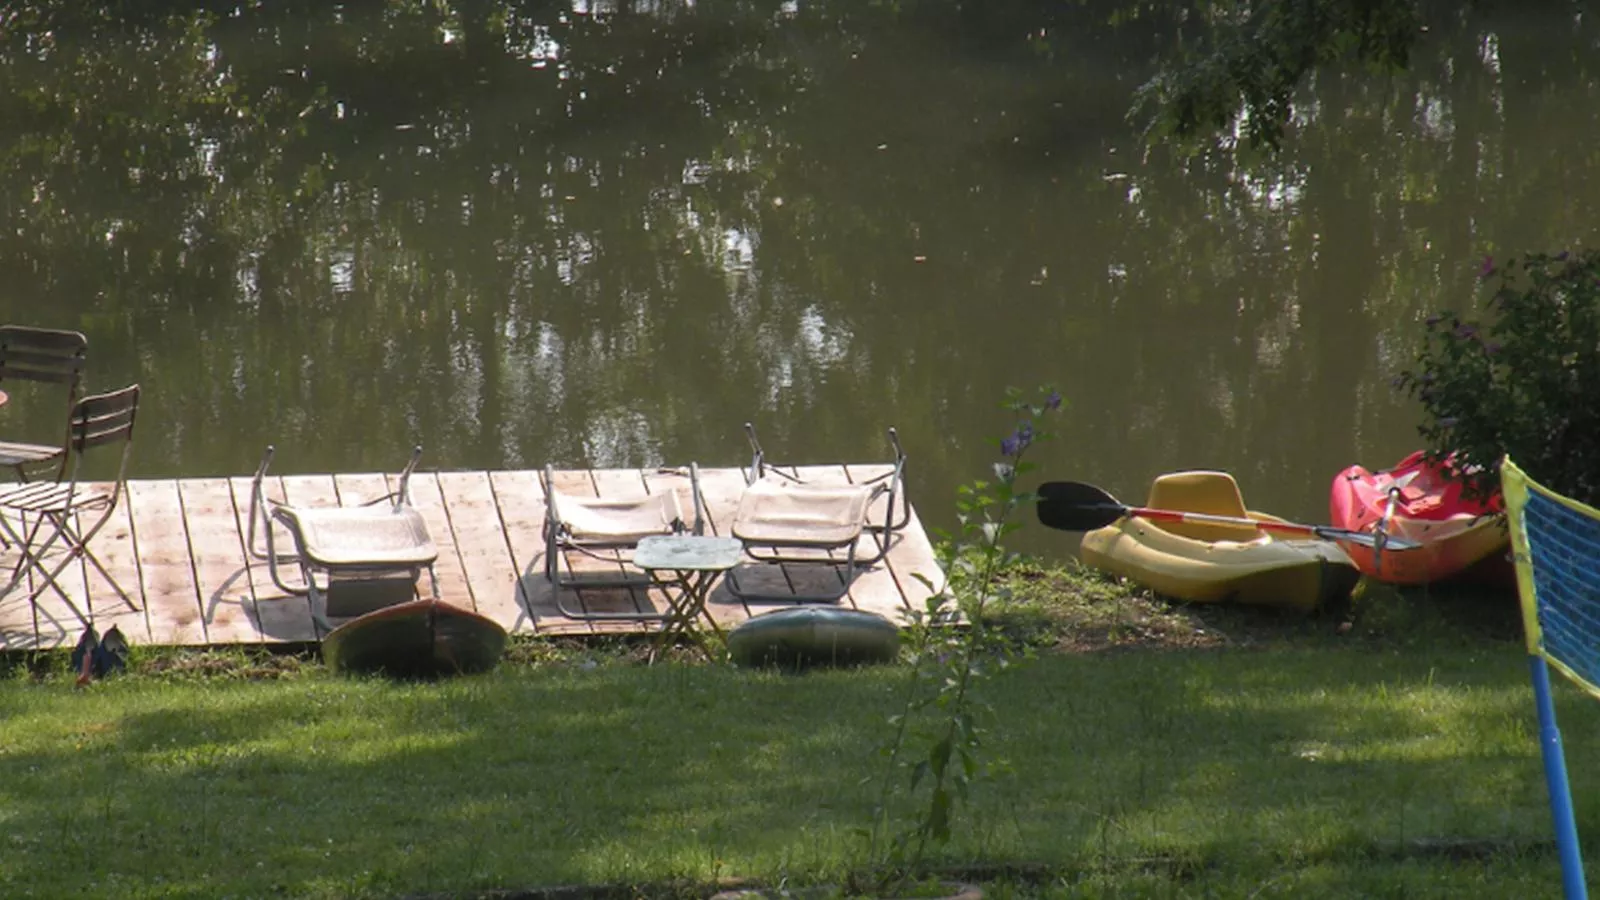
[1,636,1588,899]
[0,565,1585,900]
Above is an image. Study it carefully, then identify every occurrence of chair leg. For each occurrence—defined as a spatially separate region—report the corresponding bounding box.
[68,503,140,612]
[307,575,333,636]
[0,511,91,625]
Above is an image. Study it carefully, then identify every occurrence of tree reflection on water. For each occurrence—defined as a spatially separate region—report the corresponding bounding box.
[1,1,1596,533]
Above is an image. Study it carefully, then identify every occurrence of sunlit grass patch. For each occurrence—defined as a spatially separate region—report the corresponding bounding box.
[0,563,1580,898]
[0,632,1587,898]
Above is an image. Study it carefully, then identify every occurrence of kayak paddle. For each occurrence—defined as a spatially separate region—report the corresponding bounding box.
[1035,481,1420,551]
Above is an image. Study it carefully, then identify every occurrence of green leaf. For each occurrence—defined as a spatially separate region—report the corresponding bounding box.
[928,788,952,844]
[929,736,952,777]
[909,759,930,791]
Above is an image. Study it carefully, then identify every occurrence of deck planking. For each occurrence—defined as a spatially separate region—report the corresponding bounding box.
[0,465,946,651]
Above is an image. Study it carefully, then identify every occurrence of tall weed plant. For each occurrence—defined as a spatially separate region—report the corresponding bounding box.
[860,386,1062,893]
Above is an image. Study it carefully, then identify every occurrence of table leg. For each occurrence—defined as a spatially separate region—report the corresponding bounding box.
[647,583,685,663]
[647,569,724,664]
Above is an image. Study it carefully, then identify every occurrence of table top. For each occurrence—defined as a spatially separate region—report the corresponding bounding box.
[633,534,744,571]
[0,389,7,408]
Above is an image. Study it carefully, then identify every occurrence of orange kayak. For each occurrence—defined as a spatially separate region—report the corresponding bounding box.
[1328,451,1510,585]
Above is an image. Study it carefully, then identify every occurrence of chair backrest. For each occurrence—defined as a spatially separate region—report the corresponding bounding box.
[394,445,423,511]
[0,326,88,394]
[0,326,90,478]
[64,384,139,487]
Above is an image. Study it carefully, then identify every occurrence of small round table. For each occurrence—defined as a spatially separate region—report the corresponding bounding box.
[632,534,744,662]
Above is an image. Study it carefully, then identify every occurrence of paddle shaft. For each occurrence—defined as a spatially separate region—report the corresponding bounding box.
[1036,480,1420,550]
[1127,505,1320,537]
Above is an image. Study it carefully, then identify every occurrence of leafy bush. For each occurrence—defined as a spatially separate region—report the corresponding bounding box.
[1394,250,1600,503]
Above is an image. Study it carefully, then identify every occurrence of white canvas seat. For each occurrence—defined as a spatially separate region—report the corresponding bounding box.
[732,480,873,548]
[543,463,705,619]
[725,423,907,604]
[248,445,439,631]
[557,492,688,544]
[279,505,437,569]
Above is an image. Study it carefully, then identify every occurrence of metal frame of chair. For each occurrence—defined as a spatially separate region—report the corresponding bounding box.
[247,445,440,632]
[542,463,704,620]
[724,422,907,603]
[0,384,141,625]
[0,326,89,482]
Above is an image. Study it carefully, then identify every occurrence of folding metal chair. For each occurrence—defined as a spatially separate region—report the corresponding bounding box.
[725,423,907,603]
[543,463,704,619]
[0,384,141,625]
[0,326,89,482]
[247,445,439,631]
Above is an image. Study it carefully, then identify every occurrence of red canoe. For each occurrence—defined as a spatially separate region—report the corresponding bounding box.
[1328,451,1510,585]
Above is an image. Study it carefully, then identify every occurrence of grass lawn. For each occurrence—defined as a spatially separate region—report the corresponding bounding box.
[2,566,1595,898]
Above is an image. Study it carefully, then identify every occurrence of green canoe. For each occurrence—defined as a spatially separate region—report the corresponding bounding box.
[727,607,900,669]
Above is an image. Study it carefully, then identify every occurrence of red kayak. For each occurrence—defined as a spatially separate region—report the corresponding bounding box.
[1329,451,1510,585]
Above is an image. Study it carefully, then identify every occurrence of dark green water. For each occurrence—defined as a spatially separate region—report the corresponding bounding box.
[2,2,1596,551]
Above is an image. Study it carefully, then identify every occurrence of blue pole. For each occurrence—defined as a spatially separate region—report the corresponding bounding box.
[1532,654,1589,900]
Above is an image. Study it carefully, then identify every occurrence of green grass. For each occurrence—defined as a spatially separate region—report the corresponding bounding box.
[0,568,1592,898]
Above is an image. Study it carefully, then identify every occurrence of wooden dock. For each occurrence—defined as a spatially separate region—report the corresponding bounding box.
[0,463,945,651]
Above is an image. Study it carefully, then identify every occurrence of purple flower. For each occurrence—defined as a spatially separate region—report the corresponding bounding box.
[1425,314,1444,327]
[1453,323,1478,340]
[1557,250,1571,261]
[1001,423,1034,458]
[1484,340,1503,355]
[1479,255,1495,279]
[1044,390,1062,411]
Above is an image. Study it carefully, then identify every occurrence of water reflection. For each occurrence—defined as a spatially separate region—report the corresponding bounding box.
[2,1,1598,550]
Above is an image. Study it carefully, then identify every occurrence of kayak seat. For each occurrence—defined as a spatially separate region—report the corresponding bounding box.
[1145,471,1263,543]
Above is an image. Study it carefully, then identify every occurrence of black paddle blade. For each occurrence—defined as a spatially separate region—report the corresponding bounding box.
[1036,481,1129,532]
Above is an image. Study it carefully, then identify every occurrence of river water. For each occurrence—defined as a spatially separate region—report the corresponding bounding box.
[2,2,1594,554]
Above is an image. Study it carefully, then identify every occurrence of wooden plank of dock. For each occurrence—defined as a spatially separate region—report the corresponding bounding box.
[432,471,528,634]
[179,478,260,645]
[91,491,154,646]
[129,480,208,647]
[0,465,946,651]
[482,468,556,634]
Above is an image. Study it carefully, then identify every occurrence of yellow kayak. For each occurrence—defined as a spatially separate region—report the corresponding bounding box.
[1079,471,1360,613]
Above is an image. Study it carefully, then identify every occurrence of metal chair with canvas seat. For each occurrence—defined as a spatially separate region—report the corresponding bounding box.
[247,445,440,631]
[0,326,89,482]
[725,422,907,603]
[543,462,705,619]
[0,384,141,626]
